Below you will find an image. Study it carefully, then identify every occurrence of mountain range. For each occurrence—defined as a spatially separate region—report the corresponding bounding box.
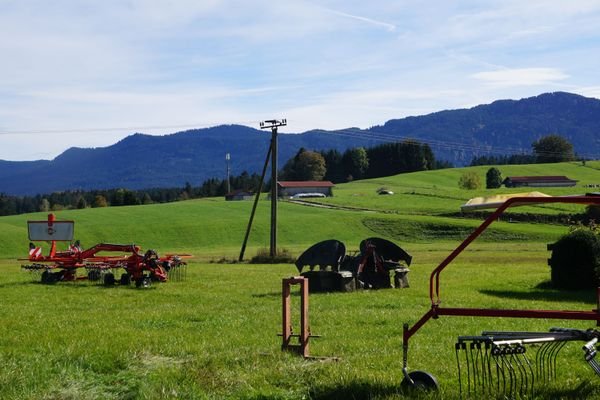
[1,91,600,196]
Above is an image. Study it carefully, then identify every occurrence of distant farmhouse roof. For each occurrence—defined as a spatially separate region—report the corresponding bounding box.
[503,176,578,188]
[278,181,335,188]
[277,181,335,198]
[225,189,254,201]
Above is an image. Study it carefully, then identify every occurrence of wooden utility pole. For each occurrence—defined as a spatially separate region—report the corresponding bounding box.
[260,119,287,257]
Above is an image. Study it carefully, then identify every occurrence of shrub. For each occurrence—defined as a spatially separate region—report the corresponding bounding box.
[249,248,295,264]
[548,229,600,290]
[458,171,481,190]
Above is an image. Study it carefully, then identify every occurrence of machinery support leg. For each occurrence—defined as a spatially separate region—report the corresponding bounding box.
[281,277,310,357]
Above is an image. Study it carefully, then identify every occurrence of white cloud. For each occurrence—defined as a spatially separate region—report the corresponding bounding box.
[471,68,569,87]
[1,1,600,160]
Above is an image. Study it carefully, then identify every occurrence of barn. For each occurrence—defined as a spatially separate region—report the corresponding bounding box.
[503,176,578,188]
[277,181,335,198]
[225,189,254,201]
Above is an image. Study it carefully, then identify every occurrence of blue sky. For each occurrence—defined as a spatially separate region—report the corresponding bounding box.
[1,0,599,161]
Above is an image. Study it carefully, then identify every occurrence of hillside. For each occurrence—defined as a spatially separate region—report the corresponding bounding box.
[2,160,598,260]
[2,92,600,196]
[1,162,600,399]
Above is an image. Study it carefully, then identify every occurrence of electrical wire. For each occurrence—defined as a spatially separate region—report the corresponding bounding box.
[1,120,596,160]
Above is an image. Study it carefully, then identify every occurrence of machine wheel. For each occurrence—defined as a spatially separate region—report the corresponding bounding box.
[135,276,151,288]
[400,371,439,391]
[88,269,101,281]
[41,270,61,284]
[41,270,52,284]
[120,273,131,285]
[103,273,115,286]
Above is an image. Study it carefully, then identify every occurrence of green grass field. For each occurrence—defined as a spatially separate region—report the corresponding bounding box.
[1,161,600,399]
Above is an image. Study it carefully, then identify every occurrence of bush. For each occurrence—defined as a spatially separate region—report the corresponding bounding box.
[458,171,481,190]
[249,248,295,264]
[548,229,600,290]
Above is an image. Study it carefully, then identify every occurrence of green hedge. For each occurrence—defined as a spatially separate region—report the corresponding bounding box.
[549,229,600,290]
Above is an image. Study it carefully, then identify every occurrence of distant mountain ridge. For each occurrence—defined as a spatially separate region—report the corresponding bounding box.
[2,91,600,196]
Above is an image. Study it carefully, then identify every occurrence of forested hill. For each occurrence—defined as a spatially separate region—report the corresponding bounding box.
[371,91,600,163]
[1,91,600,196]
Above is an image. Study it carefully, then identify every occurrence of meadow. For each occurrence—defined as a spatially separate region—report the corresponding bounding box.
[1,161,600,399]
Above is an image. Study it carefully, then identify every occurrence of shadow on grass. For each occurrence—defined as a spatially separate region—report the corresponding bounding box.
[537,380,599,399]
[252,291,289,298]
[480,282,596,304]
[307,381,405,400]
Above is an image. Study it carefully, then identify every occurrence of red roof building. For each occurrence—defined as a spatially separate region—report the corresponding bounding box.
[503,176,578,188]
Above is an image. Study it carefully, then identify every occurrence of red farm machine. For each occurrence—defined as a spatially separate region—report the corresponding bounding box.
[21,214,189,288]
[401,195,600,397]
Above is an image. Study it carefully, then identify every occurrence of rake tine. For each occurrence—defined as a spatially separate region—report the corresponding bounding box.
[547,341,566,380]
[492,346,506,397]
[484,342,495,396]
[475,341,487,393]
[536,342,551,383]
[519,347,535,399]
[470,342,479,395]
[511,348,527,397]
[498,348,514,398]
[479,342,489,393]
[455,342,464,396]
[465,340,473,394]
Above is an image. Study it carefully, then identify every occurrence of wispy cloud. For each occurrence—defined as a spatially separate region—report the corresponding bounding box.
[471,68,569,87]
[326,9,396,32]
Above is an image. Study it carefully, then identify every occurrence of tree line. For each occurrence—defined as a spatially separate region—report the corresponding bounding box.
[470,134,577,166]
[282,140,451,182]
[0,139,447,216]
[0,171,263,216]
[0,134,581,216]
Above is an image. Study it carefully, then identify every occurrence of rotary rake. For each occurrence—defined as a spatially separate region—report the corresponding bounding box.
[455,328,600,398]
[401,195,600,396]
[20,214,189,287]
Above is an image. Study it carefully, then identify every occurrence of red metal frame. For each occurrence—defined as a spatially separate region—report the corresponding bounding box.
[22,214,190,283]
[402,195,600,374]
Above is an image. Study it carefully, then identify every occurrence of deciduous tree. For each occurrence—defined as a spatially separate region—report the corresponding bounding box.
[532,134,575,163]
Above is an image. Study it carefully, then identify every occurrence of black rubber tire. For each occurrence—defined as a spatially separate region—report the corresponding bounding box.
[103,273,115,286]
[400,371,439,391]
[120,273,131,285]
[135,276,151,288]
[41,270,51,284]
[87,269,101,281]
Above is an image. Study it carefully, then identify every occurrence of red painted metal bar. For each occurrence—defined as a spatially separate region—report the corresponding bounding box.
[429,196,600,305]
[48,213,57,258]
[402,196,600,372]
[436,307,600,320]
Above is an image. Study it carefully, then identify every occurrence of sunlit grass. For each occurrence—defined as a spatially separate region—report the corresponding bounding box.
[1,162,599,398]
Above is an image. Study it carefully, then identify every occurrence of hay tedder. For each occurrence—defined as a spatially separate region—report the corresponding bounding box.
[401,195,600,396]
[295,237,412,292]
[21,214,189,287]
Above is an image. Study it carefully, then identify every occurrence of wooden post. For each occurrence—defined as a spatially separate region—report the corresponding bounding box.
[281,276,310,357]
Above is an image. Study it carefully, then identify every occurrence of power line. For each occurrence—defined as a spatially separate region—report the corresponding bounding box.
[313,127,599,160]
[2,119,597,160]
[0,120,261,135]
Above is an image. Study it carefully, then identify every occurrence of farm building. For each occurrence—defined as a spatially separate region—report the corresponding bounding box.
[503,176,578,188]
[225,189,254,201]
[277,181,335,198]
